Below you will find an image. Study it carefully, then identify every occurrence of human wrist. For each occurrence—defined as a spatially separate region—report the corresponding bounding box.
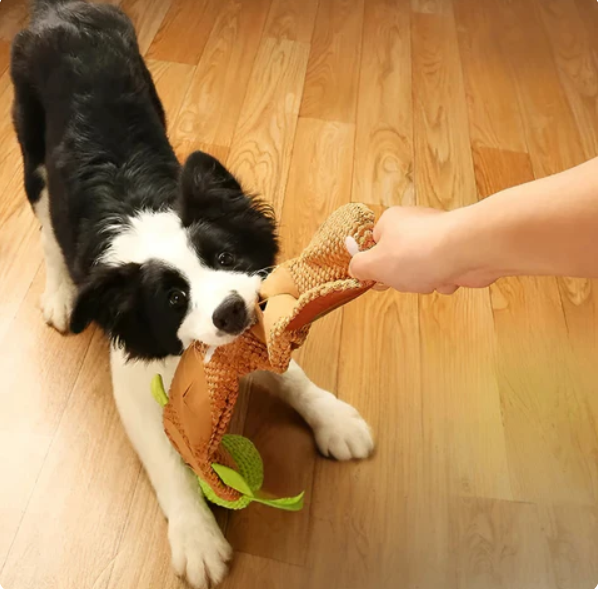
[441,195,521,286]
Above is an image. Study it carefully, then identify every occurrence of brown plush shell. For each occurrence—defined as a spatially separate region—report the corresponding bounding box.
[162,203,377,501]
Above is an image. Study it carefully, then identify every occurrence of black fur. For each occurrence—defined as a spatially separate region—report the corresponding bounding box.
[11,0,278,360]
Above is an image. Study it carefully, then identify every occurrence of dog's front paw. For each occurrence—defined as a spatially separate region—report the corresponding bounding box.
[168,509,232,588]
[41,284,75,333]
[313,397,375,461]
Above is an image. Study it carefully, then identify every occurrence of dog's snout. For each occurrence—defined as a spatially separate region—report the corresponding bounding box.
[212,294,248,335]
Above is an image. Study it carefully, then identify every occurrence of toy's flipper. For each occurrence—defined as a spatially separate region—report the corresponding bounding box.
[151,374,168,407]
[198,434,305,511]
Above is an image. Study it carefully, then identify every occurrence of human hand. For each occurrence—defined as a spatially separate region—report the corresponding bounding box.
[348,206,501,295]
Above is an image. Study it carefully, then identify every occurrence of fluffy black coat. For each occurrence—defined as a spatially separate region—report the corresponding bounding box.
[11,0,278,359]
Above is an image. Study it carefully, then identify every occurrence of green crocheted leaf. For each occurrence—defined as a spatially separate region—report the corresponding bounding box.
[212,463,255,497]
[151,374,168,407]
[252,491,305,512]
[221,434,264,491]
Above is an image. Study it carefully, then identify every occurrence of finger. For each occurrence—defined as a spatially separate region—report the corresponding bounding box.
[348,245,387,282]
[372,283,389,291]
[435,284,459,295]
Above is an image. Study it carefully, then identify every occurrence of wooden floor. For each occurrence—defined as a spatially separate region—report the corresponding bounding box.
[1,0,598,587]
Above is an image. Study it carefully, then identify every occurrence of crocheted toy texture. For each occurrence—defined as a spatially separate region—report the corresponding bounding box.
[153,203,377,509]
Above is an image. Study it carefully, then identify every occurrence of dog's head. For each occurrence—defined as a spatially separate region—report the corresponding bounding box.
[69,151,278,360]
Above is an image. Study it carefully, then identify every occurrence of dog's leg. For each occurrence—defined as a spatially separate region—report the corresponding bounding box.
[34,181,77,333]
[12,53,76,332]
[110,347,232,589]
[253,360,374,460]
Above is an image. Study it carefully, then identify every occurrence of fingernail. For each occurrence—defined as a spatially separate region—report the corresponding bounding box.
[345,236,359,257]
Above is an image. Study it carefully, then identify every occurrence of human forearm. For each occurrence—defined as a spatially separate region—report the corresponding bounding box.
[451,157,598,283]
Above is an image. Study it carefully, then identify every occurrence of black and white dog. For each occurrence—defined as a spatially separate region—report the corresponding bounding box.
[11,1,374,586]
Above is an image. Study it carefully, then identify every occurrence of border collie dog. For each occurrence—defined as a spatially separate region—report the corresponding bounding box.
[11,1,374,586]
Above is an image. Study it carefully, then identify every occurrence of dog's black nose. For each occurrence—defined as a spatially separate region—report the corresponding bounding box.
[212,294,248,335]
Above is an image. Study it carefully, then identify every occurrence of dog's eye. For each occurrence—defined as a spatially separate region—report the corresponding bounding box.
[217,252,235,268]
[168,289,187,309]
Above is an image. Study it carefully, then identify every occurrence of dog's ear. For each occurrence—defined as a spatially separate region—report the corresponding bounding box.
[70,263,142,334]
[179,150,246,226]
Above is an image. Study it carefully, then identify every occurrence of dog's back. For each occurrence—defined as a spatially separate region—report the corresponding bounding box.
[11,0,179,282]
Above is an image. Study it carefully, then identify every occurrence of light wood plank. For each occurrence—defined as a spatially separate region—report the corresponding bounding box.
[456,497,556,589]
[0,204,40,337]
[262,0,319,43]
[353,0,413,207]
[307,288,419,589]
[491,274,598,504]
[171,0,271,152]
[0,268,95,575]
[104,475,185,589]
[146,59,196,134]
[411,0,452,15]
[411,12,476,210]
[0,40,10,78]
[492,0,586,178]
[0,331,141,589]
[146,0,220,65]
[531,0,598,371]
[0,0,28,42]
[221,553,308,589]
[475,147,598,505]
[227,118,355,566]
[227,37,310,216]
[534,0,598,164]
[538,504,598,589]
[300,0,364,123]
[453,0,528,155]
[120,0,172,55]
[411,11,511,587]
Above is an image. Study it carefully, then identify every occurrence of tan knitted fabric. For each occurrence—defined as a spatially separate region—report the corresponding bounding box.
[163,203,376,501]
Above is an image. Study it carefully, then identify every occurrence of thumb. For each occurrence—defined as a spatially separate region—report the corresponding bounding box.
[349,244,386,282]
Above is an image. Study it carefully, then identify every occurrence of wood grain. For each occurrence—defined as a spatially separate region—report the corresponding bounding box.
[300,0,364,123]
[534,0,598,161]
[0,0,28,42]
[0,40,10,79]
[227,37,310,216]
[262,0,320,43]
[146,0,220,65]
[0,331,140,589]
[453,0,528,155]
[411,0,452,15]
[104,474,184,589]
[2,1,598,587]
[538,504,598,589]
[411,10,512,587]
[221,553,308,589]
[456,497,556,589]
[411,12,477,209]
[146,59,196,133]
[492,0,586,179]
[171,0,271,151]
[307,288,419,589]
[227,118,355,566]
[120,0,172,55]
[353,0,413,207]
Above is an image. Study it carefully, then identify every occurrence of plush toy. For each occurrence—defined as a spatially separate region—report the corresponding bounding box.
[152,203,376,510]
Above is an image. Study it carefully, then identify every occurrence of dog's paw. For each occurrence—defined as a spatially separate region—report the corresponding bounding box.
[41,284,75,333]
[168,510,232,588]
[312,397,375,461]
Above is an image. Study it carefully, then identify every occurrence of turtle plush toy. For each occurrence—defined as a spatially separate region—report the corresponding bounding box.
[151,203,376,510]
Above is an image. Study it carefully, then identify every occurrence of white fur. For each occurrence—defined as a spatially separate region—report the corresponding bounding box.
[253,361,375,460]
[34,167,77,333]
[36,194,375,588]
[110,347,232,587]
[101,210,261,346]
